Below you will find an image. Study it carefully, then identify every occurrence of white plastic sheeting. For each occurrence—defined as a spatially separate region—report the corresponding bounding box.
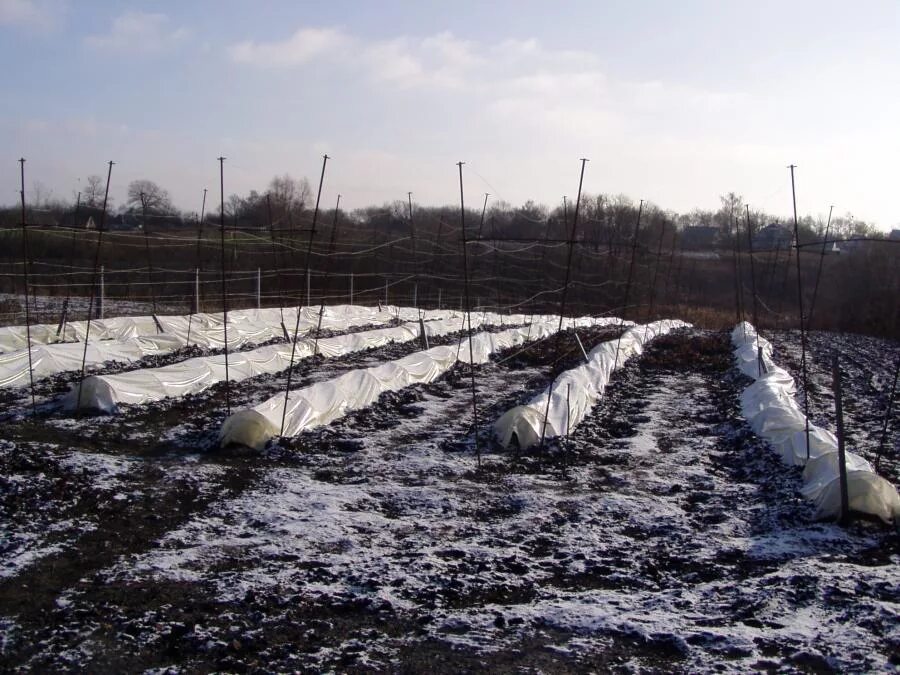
[218,316,620,450]
[0,304,465,354]
[63,314,519,412]
[0,305,470,389]
[732,322,900,523]
[493,320,691,449]
[0,335,183,389]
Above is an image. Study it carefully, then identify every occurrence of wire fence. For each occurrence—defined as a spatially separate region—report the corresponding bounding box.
[0,215,897,339]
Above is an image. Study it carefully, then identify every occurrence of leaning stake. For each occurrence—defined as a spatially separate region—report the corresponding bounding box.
[280,154,328,437]
[539,159,589,449]
[18,159,36,415]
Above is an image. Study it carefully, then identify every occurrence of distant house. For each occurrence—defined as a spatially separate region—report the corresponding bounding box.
[889,229,900,241]
[753,223,793,251]
[681,225,721,250]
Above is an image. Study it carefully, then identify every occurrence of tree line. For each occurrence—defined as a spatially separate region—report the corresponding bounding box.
[0,175,887,246]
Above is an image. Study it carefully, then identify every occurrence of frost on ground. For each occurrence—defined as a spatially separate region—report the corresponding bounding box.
[0,328,897,672]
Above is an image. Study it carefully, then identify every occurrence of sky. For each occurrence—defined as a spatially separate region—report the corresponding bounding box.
[1,0,898,230]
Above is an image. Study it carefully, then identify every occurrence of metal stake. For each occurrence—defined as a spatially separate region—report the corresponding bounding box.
[218,156,230,416]
[314,194,341,355]
[458,161,481,466]
[75,161,113,412]
[805,205,834,331]
[745,205,763,375]
[875,355,899,475]
[18,159,36,414]
[613,200,644,372]
[540,159,589,449]
[832,354,851,524]
[280,154,328,437]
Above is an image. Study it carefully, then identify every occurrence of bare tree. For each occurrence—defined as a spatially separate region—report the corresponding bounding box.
[127,179,173,213]
[268,174,312,223]
[716,192,744,234]
[83,175,105,207]
[30,181,54,208]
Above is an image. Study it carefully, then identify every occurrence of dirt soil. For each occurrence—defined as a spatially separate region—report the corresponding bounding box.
[1,325,898,672]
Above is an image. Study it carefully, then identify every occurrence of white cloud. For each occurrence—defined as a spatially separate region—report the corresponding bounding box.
[229,27,349,67]
[84,11,188,54]
[228,26,610,96]
[0,0,61,32]
[421,31,481,70]
[363,38,426,85]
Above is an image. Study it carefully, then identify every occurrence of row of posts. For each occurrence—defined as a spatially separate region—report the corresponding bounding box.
[84,267,495,317]
[89,267,448,316]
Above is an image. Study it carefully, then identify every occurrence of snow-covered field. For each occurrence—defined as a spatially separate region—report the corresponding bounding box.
[0,319,897,672]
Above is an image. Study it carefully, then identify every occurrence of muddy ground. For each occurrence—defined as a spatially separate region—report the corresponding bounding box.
[0,324,898,672]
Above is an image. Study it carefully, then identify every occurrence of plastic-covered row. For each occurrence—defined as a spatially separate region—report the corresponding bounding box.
[0,304,469,354]
[64,314,516,412]
[0,305,480,389]
[219,316,622,450]
[493,320,690,449]
[732,322,900,523]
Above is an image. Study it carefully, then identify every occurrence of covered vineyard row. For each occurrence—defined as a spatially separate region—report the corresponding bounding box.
[1,296,898,671]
